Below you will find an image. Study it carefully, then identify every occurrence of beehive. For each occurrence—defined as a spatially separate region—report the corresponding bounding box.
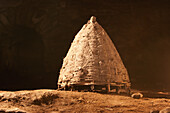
[58,16,130,89]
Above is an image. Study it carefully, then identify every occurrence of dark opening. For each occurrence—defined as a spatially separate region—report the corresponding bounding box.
[0,25,45,90]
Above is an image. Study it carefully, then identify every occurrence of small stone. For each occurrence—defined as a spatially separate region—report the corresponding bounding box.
[131,92,143,99]
[77,97,84,103]
[78,97,83,101]
[105,108,113,111]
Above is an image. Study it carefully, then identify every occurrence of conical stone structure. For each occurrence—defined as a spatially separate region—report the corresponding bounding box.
[58,16,130,90]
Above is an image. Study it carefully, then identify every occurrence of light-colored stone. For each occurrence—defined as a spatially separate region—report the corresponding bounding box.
[131,92,143,99]
[90,16,96,23]
[0,108,27,113]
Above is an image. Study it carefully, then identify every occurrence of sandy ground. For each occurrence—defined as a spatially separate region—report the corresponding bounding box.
[0,89,169,113]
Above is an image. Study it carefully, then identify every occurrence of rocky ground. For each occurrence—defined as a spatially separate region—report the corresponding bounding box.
[0,89,169,113]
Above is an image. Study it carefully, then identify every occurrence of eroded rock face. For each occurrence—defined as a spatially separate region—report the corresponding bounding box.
[0,108,26,113]
[0,90,59,107]
[160,107,170,113]
[58,16,130,87]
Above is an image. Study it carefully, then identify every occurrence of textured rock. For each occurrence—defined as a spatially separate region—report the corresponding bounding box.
[150,110,159,113]
[0,90,170,112]
[58,16,130,87]
[160,107,170,113]
[0,108,26,113]
[0,90,58,106]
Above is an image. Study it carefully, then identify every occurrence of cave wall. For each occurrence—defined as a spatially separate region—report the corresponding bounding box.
[0,0,170,91]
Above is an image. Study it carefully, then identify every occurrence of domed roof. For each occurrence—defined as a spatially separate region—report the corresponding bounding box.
[58,16,130,86]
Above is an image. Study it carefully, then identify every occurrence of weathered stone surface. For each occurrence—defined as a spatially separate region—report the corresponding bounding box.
[150,110,159,113]
[160,107,170,113]
[0,108,26,113]
[58,16,130,87]
[0,90,170,112]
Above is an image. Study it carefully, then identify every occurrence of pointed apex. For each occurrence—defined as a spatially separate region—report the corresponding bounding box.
[90,16,96,23]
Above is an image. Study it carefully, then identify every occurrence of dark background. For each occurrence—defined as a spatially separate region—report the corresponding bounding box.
[0,0,170,91]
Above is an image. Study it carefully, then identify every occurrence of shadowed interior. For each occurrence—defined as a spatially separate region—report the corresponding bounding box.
[0,26,46,90]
